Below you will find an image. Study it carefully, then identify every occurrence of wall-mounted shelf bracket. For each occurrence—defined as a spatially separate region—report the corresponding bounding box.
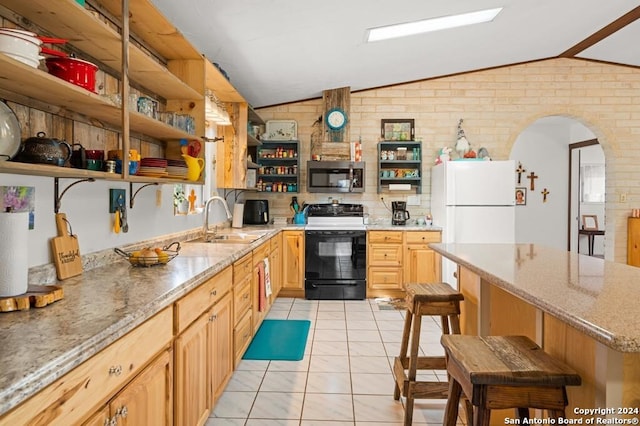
[203,136,224,143]
[54,177,95,213]
[129,182,159,208]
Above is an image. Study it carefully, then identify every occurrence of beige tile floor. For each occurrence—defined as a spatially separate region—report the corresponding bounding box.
[206,297,462,425]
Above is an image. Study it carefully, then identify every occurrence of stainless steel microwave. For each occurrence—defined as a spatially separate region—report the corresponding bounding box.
[307,161,365,193]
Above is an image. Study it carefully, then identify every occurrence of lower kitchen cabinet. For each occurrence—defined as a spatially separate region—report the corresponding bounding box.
[252,241,272,332]
[404,231,441,284]
[174,266,233,426]
[83,348,173,426]
[233,252,253,366]
[280,230,305,297]
[270,234,282,297]
[367,231,404,297]
[0,307,173,426]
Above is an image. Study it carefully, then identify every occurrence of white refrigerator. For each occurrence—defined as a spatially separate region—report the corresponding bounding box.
[431,160,516,286]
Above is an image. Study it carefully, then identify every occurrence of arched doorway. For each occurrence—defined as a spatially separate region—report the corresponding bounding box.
[509,116,604,255]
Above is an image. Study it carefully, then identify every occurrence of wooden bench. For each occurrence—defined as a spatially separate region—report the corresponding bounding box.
[441,335,582,426]
[392,282,464,426]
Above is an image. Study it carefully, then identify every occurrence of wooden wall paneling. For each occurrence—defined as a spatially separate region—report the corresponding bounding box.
[313,87,351,160]
[28,108,51,137]
[623,353,640,408]
[487,285,538,339]
[458,266,479,335]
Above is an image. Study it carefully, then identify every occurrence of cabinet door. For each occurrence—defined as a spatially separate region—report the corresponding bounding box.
[174,313,210,426]
[628,217,640,266]
[217,103,249,188]
[270,234,282,297]
[82,406,110,426]
[210,292,233,405]
[110,349,173,426]
[404,245,439,284]
[281,231,304,293]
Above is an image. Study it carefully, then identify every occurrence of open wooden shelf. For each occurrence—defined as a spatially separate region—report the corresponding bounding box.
[2,0,201,101]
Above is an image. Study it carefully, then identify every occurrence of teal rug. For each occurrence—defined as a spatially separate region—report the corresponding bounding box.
[243,319,311,361]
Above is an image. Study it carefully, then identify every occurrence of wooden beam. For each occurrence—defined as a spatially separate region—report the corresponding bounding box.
[560,6,640,57]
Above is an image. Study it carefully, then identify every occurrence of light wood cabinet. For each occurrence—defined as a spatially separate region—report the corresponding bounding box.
[174,266,233,426]
[628,217,640,266]
[367,230,441,298]
[280,230,305,297]
[85,348,173,426]
[234,311,253,366]
[233,253,253,366]
[252,241,272,332]
[0,307,173,425]
[270,234,283,297]
[210,292,233,403]
[367,231,404,297]
[404,231,441,284]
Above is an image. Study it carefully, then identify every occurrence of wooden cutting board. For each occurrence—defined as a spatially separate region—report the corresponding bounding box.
[50,213,82,280]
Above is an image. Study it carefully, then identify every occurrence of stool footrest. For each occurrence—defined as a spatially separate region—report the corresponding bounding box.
[393,357,449,400]
[395,355,447,371]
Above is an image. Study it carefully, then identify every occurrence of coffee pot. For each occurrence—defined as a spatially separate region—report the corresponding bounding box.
[391,201,410,225]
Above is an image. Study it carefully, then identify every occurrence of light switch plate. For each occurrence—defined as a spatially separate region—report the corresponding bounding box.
[109,189,126,213]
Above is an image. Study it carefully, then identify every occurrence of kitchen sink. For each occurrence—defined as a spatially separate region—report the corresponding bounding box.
[191,229,271,244]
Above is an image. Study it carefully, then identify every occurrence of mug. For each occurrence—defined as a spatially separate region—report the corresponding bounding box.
[86,159,103,171]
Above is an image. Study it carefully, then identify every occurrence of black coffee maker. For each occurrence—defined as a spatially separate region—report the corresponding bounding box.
[392,201,410,225]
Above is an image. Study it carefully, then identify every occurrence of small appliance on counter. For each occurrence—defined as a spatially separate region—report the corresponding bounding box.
[243,199,269,224]
[392,201,410,225]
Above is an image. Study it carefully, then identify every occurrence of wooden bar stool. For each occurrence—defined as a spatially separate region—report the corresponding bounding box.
[441,335,582,426]
[393,282,464,426]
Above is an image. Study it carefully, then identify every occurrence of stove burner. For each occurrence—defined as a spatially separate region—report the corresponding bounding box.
[306,203,364,217]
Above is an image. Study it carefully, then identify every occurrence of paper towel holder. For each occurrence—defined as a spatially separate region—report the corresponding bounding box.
[54,177,95,213]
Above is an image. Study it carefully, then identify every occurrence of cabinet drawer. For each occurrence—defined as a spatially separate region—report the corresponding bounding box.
[252,241,270,265]
[368,244,403,266]
[369,231,403,244]
[233,278,251,325]
[233,252,253,285]
[175,266,232,333]
[2,307,173,426]
[368,267,404,290]
[405,231,441,245]
[234,310,253,365]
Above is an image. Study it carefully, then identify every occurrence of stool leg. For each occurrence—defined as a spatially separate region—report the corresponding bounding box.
[443,377,462,426]
[449,313,461,335]
[517,407,529,421]
[404,311,422,426]
[548,409,566,420]
[441,315,450,335]
[394,308,413,400]
[475,405,491,426]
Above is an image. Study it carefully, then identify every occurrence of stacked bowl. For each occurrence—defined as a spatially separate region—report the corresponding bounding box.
[0,28,43,68]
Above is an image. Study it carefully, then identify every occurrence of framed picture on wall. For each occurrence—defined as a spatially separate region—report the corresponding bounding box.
[515,187,526,205]
[381,119,414,141]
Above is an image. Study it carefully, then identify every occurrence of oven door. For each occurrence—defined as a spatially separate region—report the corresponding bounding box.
[304,230,366,300]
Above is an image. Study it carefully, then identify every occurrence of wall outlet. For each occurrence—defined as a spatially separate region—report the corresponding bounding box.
[156,189,162,207]
[620,193,628,203]
[407,195,421,206]
[109,189,126,213]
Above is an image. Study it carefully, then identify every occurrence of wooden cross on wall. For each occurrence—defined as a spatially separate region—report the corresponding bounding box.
[541,188,550,202]
[516,162,526,184]
[527,171,538,190]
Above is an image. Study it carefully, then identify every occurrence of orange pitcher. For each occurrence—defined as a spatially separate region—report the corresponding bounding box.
[182,154,205,181]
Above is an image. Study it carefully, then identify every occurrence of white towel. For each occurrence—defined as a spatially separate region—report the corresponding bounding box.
[263,257,272,297]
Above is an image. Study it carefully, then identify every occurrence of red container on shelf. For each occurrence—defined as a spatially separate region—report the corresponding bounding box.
[45,57,98,93]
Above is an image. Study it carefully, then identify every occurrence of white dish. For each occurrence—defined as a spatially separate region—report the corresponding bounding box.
[265,120,297,140]
[0,101,21,161]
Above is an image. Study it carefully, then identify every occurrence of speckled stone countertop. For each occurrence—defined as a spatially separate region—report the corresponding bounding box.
[430,243,640,353]
[0,225,288,417]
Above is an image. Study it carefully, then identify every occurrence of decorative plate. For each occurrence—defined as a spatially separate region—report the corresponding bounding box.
[265,120,297,140]
[0,101,21,161]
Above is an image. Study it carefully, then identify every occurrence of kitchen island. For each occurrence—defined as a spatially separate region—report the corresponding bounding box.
[430,243,640,420]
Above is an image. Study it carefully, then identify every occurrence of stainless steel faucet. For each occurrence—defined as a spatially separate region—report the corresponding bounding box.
[203,195,233,241]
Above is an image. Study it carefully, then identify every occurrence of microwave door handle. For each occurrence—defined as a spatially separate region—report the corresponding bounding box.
[349,168,354,192]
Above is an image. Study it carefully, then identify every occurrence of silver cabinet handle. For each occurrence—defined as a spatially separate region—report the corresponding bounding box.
[108,365,122,376]
[115,406,128,418]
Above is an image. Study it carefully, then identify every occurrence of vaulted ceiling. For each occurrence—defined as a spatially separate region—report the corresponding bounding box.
[151,0,640,108]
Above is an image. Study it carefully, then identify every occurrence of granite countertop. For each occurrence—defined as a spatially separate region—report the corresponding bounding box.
[430,243,640,353]
[0,226,286,417]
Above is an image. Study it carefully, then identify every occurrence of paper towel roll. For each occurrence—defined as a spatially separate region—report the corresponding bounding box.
[232,203,244,228]
[0,211,29,297]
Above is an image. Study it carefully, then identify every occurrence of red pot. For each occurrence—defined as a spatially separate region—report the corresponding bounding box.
[45,57,98,93]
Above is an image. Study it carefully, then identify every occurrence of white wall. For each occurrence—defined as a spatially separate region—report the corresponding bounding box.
[510,117,587,249]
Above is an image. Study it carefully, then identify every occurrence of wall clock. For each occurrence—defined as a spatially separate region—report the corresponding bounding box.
[325,108,347,131]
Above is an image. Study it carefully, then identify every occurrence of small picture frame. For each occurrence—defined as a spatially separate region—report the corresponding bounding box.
[582,215,599,230]
[515,187,526,205]
[381,119,414,141]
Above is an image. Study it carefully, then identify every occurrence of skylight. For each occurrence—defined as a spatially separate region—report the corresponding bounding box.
[366,7,503,42]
